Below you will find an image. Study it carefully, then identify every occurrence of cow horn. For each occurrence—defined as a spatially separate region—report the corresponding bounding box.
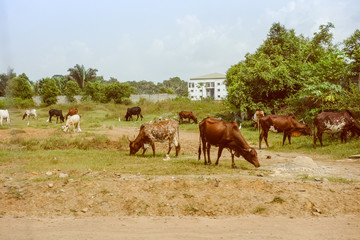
[248,148,252,152]
[127,136,132,143]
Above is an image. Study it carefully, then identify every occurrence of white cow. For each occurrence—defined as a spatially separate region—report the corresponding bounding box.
[0,109,10,125]
[62,114,81,132]
[22,109,38,120]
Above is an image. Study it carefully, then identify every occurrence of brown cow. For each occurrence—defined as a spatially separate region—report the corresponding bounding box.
[66,108,78,120]
[198,117,259,169]
[259,114,312,149]
[179,111,198,124]
[313,111,360,148]
[128,119,180,157]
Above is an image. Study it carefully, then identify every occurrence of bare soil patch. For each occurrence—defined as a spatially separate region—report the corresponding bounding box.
[0,126,359,239]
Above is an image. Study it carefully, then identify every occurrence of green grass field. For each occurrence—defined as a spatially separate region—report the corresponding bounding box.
[1,99,359,177]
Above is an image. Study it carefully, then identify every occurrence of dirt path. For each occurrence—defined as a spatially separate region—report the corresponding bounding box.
[1,126,360,239]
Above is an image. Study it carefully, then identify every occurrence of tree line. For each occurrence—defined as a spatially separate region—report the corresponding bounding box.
[225,22,360,120]
[0,65,189,107]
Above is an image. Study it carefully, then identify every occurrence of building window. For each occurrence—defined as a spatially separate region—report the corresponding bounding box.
[218,95,221,98]
[191,90,194,92]
[217,89,220,91]
[211,82,214,87]
[217,82,220,86]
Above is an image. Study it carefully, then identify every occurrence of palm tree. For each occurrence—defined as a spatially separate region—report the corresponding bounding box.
[67,64,98,90]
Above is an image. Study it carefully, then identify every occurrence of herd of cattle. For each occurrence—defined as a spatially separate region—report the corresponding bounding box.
[0,106,359,168]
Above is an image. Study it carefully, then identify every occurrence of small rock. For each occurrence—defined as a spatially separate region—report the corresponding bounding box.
[215,179,220,187]
[31,172,38,175]
[314,177,321,181]
[266,155,271,159]
[136,172,141,176]
[171,176,175,180]
[299,189,306,192]
[257,173,264,177]
[59,173,68,178]
[81,208,88,213]
[46,171,53,176]
[48,183,54,188]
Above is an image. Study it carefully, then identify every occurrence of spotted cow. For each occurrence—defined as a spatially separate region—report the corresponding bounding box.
[313,111,360,148]
[22,109,38,120]
[128,119,180,157]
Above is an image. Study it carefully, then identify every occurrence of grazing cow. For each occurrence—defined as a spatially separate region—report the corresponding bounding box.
[253,110,264,131]
[198,117,259,169]
[125,106,143,121]
[65,108,78,120]
[22,109,37,120]
[62,114,82,132]
[259,114,312,149]
[47,109,64,123]
[179,111,198,124]
[0,109,10,125]
[128,119,180,157]
[313,111,360,148]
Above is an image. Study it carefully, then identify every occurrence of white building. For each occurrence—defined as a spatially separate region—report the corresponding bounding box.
[188,73,228,101]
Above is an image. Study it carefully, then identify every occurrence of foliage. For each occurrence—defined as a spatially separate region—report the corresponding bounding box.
[226,22,357,118]
[103,82,134,104]
[0,68,16,97]
[40,78,61,106]
[68,64,98,89]
[161,77,188,96]
[64,80,81,102]
[5,73,33,99]
[83,81,106,103]
[343,29,360,90]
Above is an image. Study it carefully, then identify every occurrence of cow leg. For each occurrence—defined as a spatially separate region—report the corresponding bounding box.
[262,131,269,148]
[230,150,237,169]
[136,114,139,121]
[140,114,143,121]
[150,142,156,157]
[141,146,147,156]
[288,134,291,144]
[49,115,52,123]
[313,128,317,149]
[259,130,264,149]
[206,143,211,165]
[341,130,347,143]
[202,139,207,165]
[167,139,173,155]
[175,143,180,157]
[318,132,324,147]
[215,147,224,166]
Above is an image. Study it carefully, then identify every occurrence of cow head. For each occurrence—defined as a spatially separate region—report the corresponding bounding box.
[192,116,198,124]
[235,147,260,168]
[127,136,142,155]
[60,115,65,123]
[22,113,27,120]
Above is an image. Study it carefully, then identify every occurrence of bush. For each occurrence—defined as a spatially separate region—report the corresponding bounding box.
[64,80,81,102]
[4,97,34,108]
[40,78,61,106]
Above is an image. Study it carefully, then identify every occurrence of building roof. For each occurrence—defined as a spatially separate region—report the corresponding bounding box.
[190,72,226,80]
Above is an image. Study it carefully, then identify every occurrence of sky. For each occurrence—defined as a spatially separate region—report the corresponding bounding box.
[0,0,359,83]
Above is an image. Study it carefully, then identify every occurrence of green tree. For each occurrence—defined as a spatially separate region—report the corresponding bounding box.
[40,78,61,106]
[64,80,81,102]
[225,22,345,116]
[83,81,105,102]
[161,77,188,96]
[5,73,33,99]
[67,64,98,90]
[343,29,360,91]
[0,68,16,96]
[104,82,134,104]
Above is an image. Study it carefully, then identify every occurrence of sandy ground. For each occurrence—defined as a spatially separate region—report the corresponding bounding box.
[0,126,360,239]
